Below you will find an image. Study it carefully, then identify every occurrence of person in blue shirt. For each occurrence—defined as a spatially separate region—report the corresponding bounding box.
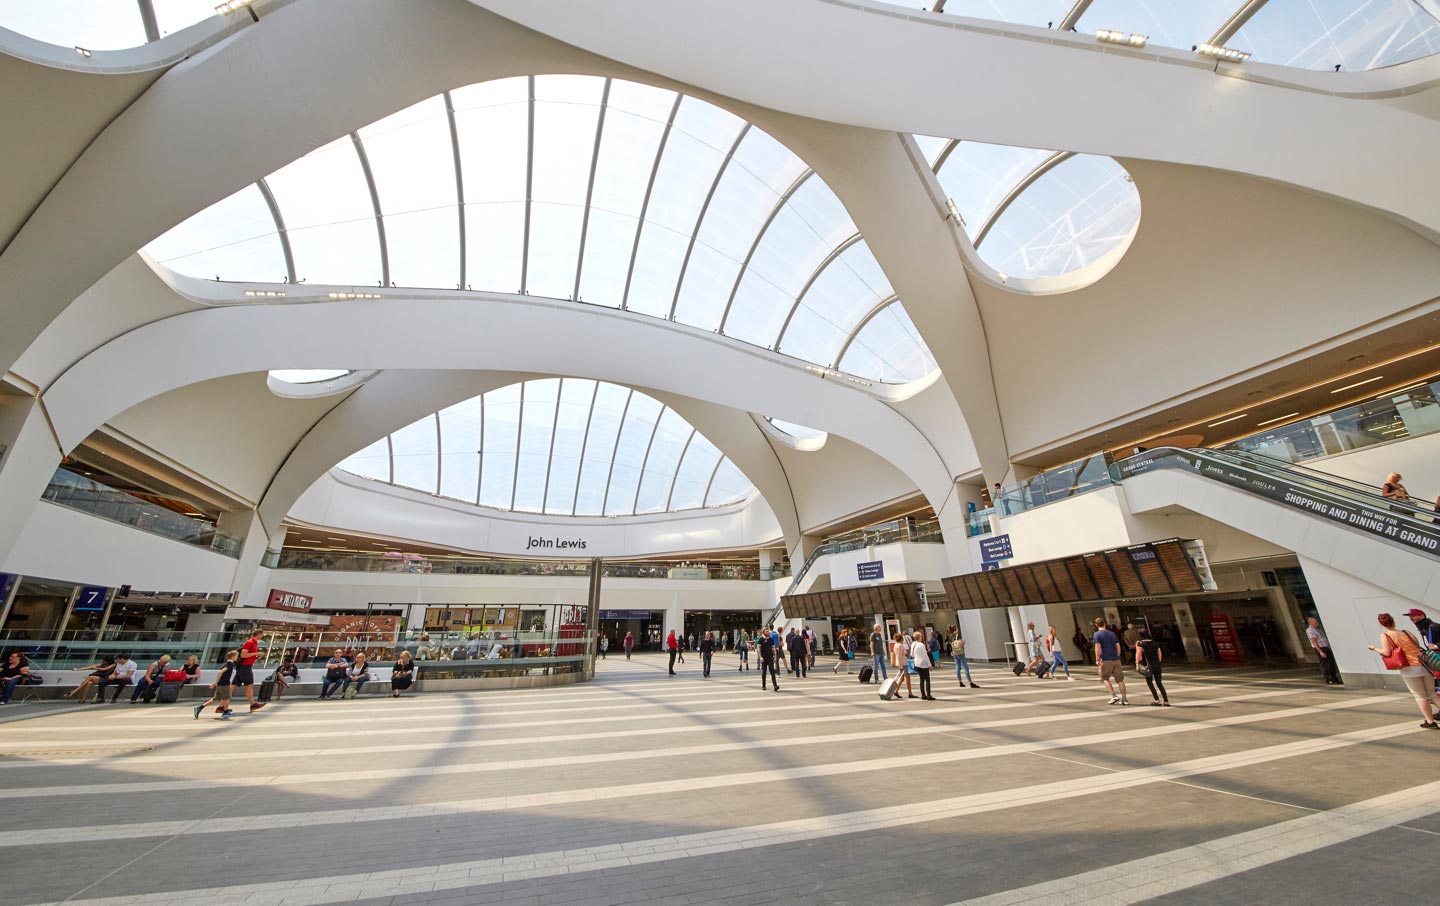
[1092,617,1129,705]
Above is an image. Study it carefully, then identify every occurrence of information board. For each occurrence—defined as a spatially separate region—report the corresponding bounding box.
[783,581,926,617]
[1209,613,1244,663]
[73,586,109,612]
[978,533,1014,563]
[857,560,885,581]
[942,539,1212,610]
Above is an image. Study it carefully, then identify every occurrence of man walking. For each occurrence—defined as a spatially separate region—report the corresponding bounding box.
[758,630,780,692]
[870,623,888,682]
[949,625,977,687]
[623,631,634,659]
[665,629,679,675]
[787,629,808,678]
[700,631,715,677]
[1305,616,1342,686]
[1092,617,1128,705]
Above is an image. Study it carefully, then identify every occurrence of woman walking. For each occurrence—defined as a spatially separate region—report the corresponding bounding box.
[891,632,915,699]
[737,631,750,671]
[910,631,934,700]
[1368,613,1440,728]
[832,629,853,673]
[1046,626,1072,680]
[1135,629,1169,705]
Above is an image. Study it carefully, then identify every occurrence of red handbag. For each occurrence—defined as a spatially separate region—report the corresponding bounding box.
[1380,632,1412,670]
[162,669,189,682]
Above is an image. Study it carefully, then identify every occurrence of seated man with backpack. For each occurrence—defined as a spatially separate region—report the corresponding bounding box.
[131,655,172,703]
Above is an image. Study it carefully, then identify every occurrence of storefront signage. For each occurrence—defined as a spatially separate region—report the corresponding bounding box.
[1209,613,1244,663]
[73,586,109,612]
[1118,449,1440,556]
[857,560,885,580]
[525,535,588,551]
[266,588,314,612]
[979,534,1014,563]
[600,610,652,620]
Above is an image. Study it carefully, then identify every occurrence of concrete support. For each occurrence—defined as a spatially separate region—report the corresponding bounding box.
[1296,555,1424,691]
[0,396,63,569]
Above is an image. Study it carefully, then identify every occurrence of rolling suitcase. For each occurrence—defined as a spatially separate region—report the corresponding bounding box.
[1012,660,1026,676]
[857,665,874,684]
[1034,660,1050,679]
[878,676,901,701]
[156,681,184,704]
[257,676,276,703]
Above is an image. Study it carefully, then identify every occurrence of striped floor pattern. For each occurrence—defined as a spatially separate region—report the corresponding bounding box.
[1,653,1433,906]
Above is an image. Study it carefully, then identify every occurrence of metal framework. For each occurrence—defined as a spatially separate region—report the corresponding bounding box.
[832,294,901,368]
[255,178,296,285]
[370,379,751,517]
[668,123,751,321]
[349,131,390,287]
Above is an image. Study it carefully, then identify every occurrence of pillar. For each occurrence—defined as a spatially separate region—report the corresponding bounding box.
[0,397,64,568]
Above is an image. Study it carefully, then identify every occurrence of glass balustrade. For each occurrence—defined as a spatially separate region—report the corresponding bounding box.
[41,467,243,557]
[269,548,779,580]
[1220,381,1440,464]
[993,451,1117,518]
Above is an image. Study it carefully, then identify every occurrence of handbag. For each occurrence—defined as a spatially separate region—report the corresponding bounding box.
[1137,662,1152,677]
[1418,647,1440,675]
[905,657,916,674]
[1379,632,1410,670]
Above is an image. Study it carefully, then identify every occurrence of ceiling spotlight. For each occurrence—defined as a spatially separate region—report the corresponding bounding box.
[74,46,92,57]
[1096,29,1147,48]
[244,289,285,298]
[1197,43,1251,62]
[327,291,382,300]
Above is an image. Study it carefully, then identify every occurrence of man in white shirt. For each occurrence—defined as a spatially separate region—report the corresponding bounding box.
[97,655,137,703]
[1306,617,1342,686]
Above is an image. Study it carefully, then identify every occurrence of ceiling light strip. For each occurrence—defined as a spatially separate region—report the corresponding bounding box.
[570,381,600,516]
[349,132,389,288]
[717,169,817,334]
[664,429,698,512]
[1328,375,1384,393]
[255,178,296,285]
[974,150,1073,247]
[520,75,536,295]
[599,388,635,516]
[443,89,467,291]
[620,93,684,311]
[571,79,611,304]
[832,294,901,368]
[668,124,751,321]
[1206,413,1248,428]
[1254,412,1300,427]
[773,232,865,351]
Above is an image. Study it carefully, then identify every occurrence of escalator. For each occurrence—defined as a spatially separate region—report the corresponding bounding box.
[1115,446,1440,559]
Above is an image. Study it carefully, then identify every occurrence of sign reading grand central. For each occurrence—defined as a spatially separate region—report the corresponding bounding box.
[525,535,589,551]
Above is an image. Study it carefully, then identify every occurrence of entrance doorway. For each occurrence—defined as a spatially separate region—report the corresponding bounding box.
[684,610,763,649]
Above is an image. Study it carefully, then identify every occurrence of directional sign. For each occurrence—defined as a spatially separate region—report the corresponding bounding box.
[979,533,1014,563]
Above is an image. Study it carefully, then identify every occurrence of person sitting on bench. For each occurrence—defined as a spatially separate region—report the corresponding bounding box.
[131,655,171,703]
[342,652,371,698]
[1,652,37,705]
[64,655,116,703]
[96,655,137,703]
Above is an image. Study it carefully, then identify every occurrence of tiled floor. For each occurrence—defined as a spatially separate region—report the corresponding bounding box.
[0,654,1434,905]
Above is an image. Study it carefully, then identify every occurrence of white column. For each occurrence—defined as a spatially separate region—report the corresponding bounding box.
[0,399,63,568]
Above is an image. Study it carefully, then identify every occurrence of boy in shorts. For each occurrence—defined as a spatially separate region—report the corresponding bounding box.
[194,651,237,720]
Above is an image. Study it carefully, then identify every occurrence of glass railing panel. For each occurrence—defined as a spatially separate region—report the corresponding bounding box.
[1220,381,1440,465]
[273,549,773,579]
[994,451,1116,517]
[41,467,242,559]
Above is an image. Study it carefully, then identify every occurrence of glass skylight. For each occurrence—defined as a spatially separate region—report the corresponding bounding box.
[0,0,218,49]
[337,379,757,517]
[930,139,1140,280]
[766,418,826,441]
[145,75,937,385]
[877,0,1440,70]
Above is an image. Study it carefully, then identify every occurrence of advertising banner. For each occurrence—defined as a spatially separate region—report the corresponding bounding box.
[1117,449,1440,556]
[1209,613,1244,663]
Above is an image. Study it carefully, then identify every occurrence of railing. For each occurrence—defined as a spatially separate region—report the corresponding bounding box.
[42,467,243,558]
[1220,381,1440,465]
[993,451,1117,518]
[966,506,995,537]
[268,548,781,580]
[0,627,594,672]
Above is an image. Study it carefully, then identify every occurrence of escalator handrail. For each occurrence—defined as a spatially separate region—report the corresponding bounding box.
[1115,446,1440,559]
[1219,449,1437,521]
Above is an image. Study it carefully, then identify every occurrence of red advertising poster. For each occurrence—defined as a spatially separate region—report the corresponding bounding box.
[1209,613,1244,663]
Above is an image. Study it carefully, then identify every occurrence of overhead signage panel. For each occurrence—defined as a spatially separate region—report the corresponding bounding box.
[978,533,1014,563]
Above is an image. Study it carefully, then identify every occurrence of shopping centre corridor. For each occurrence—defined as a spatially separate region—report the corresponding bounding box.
[2,654,1436,906]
